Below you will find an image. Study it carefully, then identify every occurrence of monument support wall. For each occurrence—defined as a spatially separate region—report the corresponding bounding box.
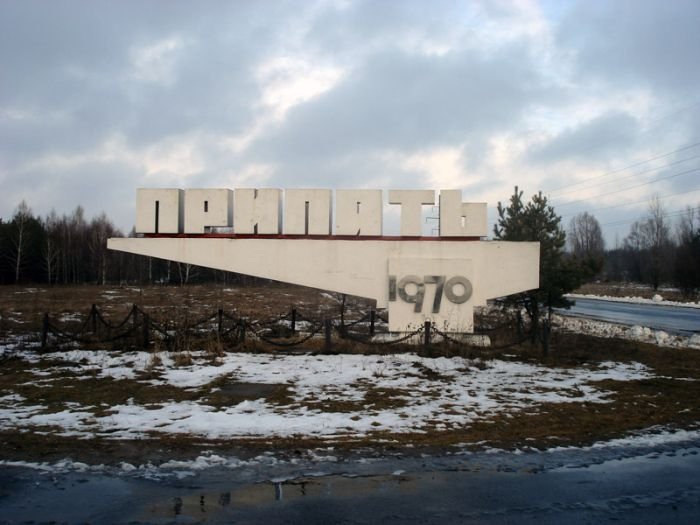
[108,236,539,332]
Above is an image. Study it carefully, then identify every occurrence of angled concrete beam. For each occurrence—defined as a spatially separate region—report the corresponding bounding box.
[108,237,539,332]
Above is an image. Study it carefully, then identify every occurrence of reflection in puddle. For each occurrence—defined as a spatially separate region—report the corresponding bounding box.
[3,443,700,524]
[145,473,419,521]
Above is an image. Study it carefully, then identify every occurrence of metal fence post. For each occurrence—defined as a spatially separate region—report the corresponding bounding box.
[91,304,98,335]
[369,310,375,336]
[239,319,246,343]
[142,313,150,349]
[291,307,297,335]
[41,313,49,349]
[424,320,431,349]
[324,319,332,353]
[131,304,138,347]
[218,309,224,335]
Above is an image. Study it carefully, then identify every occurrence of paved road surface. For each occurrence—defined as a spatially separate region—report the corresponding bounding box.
[561,297,700,335]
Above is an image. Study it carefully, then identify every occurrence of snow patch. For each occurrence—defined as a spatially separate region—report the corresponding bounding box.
[555,315,696,348]
[0,351,652,440]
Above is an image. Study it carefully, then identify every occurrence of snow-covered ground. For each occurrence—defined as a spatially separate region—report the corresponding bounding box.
[0,349,650,441]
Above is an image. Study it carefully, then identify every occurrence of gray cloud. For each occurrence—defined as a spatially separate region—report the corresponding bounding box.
[250,44,546,185]
[1,0,699,240]
[559,0,700,95]
[529,111,640,164]
[0,1,285,162]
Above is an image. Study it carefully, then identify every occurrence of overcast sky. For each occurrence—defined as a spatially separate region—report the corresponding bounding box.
[2,0,699,243]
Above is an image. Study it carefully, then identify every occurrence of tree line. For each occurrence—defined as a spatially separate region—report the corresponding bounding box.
[1,196,699,299]
[567,197,700,297]
[0,201,244,286]
[492,188,699,354]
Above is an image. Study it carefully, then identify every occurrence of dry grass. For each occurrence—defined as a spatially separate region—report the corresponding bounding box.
[1,283,699,464]
[0,283,360,334]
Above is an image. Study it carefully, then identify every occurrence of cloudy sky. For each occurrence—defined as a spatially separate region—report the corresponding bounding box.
[2,0,699,243]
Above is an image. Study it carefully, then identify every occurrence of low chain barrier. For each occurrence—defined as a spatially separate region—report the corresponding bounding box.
[246,319,325,348]
[334,321,424,346]
[38,303,532,354]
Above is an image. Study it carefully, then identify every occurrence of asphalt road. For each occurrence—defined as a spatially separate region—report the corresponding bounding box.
[561,297,700,335]
[2,441,700,524]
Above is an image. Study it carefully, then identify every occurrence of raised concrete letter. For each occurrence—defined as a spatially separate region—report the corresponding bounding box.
[388,190,435,236]
[439,190,487,237]
[184,189,233,234]
[284,189,332,235]
[135,188,183,234]
[335,190,383,236]
[234,189,282,234]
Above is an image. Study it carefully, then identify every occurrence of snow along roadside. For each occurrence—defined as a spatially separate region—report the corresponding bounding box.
[554,313,700,349]
[566,293,700,309]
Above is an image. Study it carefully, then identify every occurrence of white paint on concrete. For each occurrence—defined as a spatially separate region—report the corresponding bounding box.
[283,189,332,235]
[135,188,183,234]
[107,237,539,332]
[183,189,232,234]
[233,188,282,234]
[439,190,487,237]
[387,189,435,236]
[335,189,383,236]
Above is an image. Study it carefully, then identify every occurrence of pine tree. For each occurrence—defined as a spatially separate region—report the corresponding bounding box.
[494,187,583,350]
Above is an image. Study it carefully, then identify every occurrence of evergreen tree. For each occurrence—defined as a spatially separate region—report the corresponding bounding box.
[494,187,583,347]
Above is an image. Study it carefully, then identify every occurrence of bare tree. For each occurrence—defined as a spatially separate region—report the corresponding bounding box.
[568,212,605,256]
[55,206,89,284]
[674,205,700,297]
[623,196,673,289]
[177,262,197,286]
[676,205,698,245]
[643,196,672,289]
[42,210,61,284]
[8,201,33,283]
[623,220,644,282]
[88,212,119,285]
[568,212,605,277]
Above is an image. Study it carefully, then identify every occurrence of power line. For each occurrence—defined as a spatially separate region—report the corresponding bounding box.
[553,166,700,209]
[545,140,700,195]
[600,206,700,228]
[542,98,700,194]
[560,186,700,218]
[550,153,700,199]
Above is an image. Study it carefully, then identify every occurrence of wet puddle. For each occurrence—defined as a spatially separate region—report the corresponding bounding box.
[2,443,700,524]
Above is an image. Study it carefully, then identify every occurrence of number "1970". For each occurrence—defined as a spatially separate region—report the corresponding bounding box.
[388,275,472,313]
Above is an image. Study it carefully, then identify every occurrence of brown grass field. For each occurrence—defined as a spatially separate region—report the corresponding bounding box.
[1,283,699,465]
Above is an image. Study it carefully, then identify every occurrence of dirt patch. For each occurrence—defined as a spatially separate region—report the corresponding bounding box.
[203,379,294,409]
[0,357,198,417]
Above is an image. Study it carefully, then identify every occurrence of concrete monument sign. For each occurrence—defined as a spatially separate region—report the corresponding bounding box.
[108,188,539,332]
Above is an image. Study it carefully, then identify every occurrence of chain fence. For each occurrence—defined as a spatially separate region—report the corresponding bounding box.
[32,302,535,355]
